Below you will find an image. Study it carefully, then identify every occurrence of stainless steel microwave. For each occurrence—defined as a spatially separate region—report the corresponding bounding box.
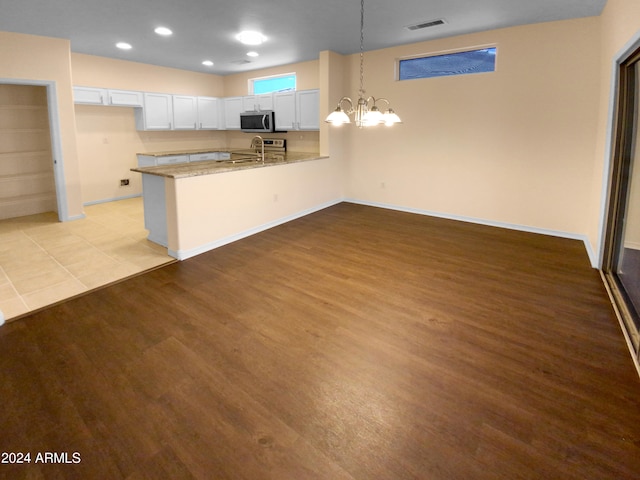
[240,111,276,132]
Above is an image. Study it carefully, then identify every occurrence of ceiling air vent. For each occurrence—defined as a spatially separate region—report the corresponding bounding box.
[406,19,446,31]
[231,59,252,65]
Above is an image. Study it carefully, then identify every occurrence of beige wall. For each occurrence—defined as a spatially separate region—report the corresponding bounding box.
[0,31,83,219]
[74,105,231,203]
[166,157,342,258]
[340,18,601,240]
[71,53,224,96]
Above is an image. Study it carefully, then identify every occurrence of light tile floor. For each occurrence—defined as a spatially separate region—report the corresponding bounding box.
[0,197,174,322]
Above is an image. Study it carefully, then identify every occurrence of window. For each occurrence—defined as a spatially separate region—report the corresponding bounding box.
[250,74,296,94]
[399,47,497,81]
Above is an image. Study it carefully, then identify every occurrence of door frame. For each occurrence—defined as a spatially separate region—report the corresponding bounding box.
[599,31,640,372]
[599,30,640,266]
[0,78,69,222]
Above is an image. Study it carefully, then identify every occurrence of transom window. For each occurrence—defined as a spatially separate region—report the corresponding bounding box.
[250,74,296,94]
[399,47,497,81]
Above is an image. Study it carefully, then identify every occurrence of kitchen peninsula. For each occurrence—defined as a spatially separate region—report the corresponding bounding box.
[131,150,340,260]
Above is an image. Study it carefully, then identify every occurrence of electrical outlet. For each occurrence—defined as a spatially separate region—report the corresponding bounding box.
[120,179,130,186]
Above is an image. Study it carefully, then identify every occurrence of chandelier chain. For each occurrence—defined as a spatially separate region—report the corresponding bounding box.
[359,0,365,98]
[324,0,401,127]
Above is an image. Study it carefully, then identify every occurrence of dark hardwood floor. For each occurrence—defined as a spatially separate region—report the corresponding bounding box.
[1,202,639,479]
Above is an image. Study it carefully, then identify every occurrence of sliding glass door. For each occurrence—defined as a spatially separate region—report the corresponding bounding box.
[603,48,640,359]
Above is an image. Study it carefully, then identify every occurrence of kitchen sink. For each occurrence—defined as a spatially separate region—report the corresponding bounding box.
[221,152,284,164]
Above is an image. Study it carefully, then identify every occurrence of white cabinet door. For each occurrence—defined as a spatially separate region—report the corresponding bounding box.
[242,96,258,112]
[107,89,143,107]
[136,93,173,130]
[156,155,189,165]
[296,89,320,130]
[136,155,158,167]
[273,90,319,131]
[223,97,243,130]
[197,97,220,129]
[173,95,198,130]
[189,152,218,162]
[141,174,168,247]
[73,86,108,105]
[242,93,273,112]
[273,91,296,131]
[258,93,274,111]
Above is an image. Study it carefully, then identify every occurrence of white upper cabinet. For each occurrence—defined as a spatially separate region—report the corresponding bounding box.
[73,87,143,107]
[197,97,220,130]
[135,93,173,130]
[223,97,243,130]
[107,90,143,107]
[273,91,296,131]
[242,93,273,112]
[75,84,318,132]
[73,86,108,105]
[296,89,320,130]
[173,95,198,130]
[273,89,319,131]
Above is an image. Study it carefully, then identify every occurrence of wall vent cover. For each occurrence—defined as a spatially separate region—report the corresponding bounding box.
[406,19,446,31]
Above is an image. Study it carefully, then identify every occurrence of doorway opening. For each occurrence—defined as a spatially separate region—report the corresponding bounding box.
[0,84,57,220]
[0,79,69,222]
[602,44,640,368]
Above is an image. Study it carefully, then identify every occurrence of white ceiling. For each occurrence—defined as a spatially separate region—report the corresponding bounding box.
[0,0,607,76]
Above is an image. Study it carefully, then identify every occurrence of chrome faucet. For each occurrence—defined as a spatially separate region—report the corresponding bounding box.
[250,135,264,164]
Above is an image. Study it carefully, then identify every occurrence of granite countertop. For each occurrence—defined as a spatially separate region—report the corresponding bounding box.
[131,151,328,179]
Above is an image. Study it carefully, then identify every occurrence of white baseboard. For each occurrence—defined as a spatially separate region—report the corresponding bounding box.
[344,198,598,268]
[83,193,142,207]
[169,199,343,261]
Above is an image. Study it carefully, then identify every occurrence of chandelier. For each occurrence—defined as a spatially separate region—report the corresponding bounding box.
[325,0,402,128]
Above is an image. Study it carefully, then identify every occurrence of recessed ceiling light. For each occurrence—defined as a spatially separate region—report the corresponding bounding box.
[202,60,214,67]
[246,51,259,57]
[236,30,266,46]
[154,26,173,36]
[116,42,132,50]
